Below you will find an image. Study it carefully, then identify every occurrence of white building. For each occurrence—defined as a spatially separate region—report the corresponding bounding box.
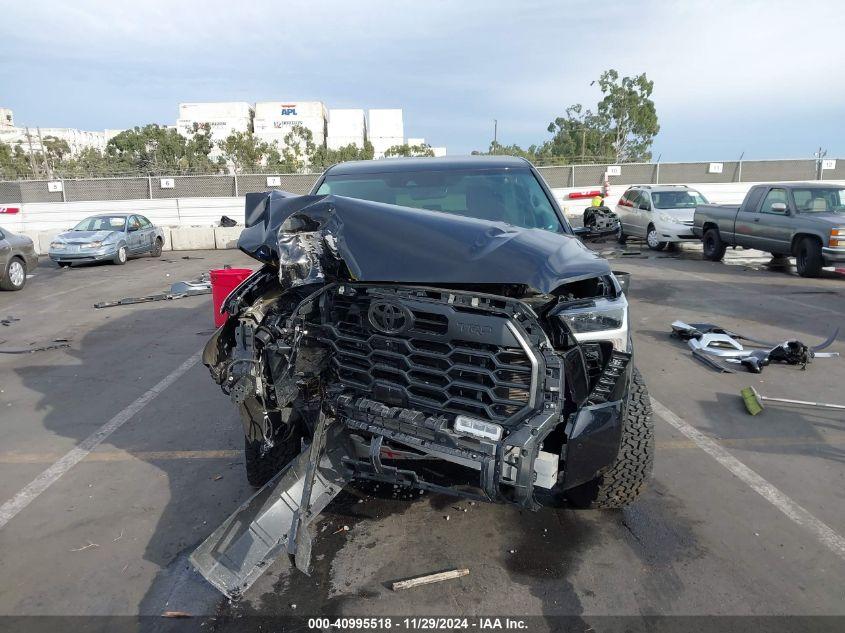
[368,109,404,158]
[0,125,106,156]
[254,101,327,153]
[327,109,367,151]
[175,102,254,157]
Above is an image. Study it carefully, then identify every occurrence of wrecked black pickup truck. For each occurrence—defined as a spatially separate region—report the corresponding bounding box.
[192,157,653,597]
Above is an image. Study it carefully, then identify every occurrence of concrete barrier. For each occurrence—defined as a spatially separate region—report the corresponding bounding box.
[214,226,243,250]
[37,230,62,255]
[159,227,173,251]
[169,226,216,251]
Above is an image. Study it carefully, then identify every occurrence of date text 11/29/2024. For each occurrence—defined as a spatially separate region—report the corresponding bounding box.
[307,618,529,630]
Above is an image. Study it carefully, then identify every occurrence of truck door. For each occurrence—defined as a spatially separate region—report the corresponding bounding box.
[754,188,794,255]
[733,186,766,248]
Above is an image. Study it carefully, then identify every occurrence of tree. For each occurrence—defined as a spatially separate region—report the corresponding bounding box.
[0,142,29,179]
[42,136,71,164]
[383,143,434,158]
[182,123,218,172]
[542,70,658,163]
[279,124,316,173]
[217,131,271,173]
[482,69,659,164]
[309,141,375,172]
[106,124,189,174]
[593,70,659,162]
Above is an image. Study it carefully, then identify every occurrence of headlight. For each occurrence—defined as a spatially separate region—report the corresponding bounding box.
[81,241,104,249]
[556,295,629,352]
[50,241,65,249]
[656,212,677,224]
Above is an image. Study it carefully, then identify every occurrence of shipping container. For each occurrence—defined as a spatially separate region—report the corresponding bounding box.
[178,102,254,120]
[368,109,404,139]
[253,101,327,150]
[371,136,405,159]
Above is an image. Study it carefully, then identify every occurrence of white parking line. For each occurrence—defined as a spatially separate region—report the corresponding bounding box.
[0,350,202,530]
[651,397,845,561]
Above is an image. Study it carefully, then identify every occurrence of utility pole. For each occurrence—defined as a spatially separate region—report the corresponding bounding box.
[493,119,497,146]
[580,127,586,163]
[24,127,40,178]
[37,127,53,180]
[814,147,827,180]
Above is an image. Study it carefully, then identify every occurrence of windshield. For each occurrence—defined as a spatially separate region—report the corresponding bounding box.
[316,167,564,232]
[73,216,127,231]
[652,190,708,209]
[791,187,845,214]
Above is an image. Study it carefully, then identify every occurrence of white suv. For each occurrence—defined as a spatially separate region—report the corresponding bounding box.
[616,185,708,250]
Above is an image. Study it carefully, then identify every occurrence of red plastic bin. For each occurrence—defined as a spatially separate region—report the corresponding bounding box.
[210,268,254,327]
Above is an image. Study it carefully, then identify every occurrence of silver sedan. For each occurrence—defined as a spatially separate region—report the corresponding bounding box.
[0,226,38,291]
[48,213,165,267]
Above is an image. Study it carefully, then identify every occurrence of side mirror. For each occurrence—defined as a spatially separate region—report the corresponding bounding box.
[639,203,651,211]
[770,202,788,214]
[128,225,139,232]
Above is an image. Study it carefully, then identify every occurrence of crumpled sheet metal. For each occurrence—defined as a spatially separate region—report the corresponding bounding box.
[238,190,610,295]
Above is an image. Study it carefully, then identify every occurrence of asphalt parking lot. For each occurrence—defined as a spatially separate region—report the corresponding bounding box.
[1,245,844,629]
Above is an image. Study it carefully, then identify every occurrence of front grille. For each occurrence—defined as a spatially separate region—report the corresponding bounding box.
[319,289,535,424]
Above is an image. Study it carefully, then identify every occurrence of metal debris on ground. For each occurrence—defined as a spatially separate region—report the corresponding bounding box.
[0,340,71,354]
[1,316,20,326]
[219,215,238,227]
[94,275,212,309]
[390,568,470,591]
[162,611,192,618]
[672,320,839,374]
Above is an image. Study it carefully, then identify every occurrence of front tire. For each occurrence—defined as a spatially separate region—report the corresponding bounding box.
[566,368,654,509]
[151,238,163,258]
[702,228,727,261]
[113,245,128,265]
[1,257,26,291]
[796,237,823,278]
[646,224,667,251]
[242,405,304,487]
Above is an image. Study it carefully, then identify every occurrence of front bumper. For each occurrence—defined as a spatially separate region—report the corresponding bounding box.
[334,349,632,510]
[49,244,117,262]
[822,245,845,263]
[654,220,697,243]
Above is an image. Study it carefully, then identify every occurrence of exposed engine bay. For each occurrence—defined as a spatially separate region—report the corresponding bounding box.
[192,190,644,598]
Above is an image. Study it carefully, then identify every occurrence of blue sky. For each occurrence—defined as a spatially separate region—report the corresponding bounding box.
[1,0,843,160]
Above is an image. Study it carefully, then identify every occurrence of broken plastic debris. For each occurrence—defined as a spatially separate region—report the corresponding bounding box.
[391,568,470,591]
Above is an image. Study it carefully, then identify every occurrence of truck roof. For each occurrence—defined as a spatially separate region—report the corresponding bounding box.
[325,155,531,176]
[748,182,844,190]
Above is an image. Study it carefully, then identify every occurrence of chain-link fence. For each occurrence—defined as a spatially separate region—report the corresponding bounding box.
[1,159,840,204]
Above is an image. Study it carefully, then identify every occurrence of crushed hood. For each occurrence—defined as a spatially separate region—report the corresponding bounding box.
[238,190,610,294]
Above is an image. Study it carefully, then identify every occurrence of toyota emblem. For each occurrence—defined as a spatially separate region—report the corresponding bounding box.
[368,300,413,335]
